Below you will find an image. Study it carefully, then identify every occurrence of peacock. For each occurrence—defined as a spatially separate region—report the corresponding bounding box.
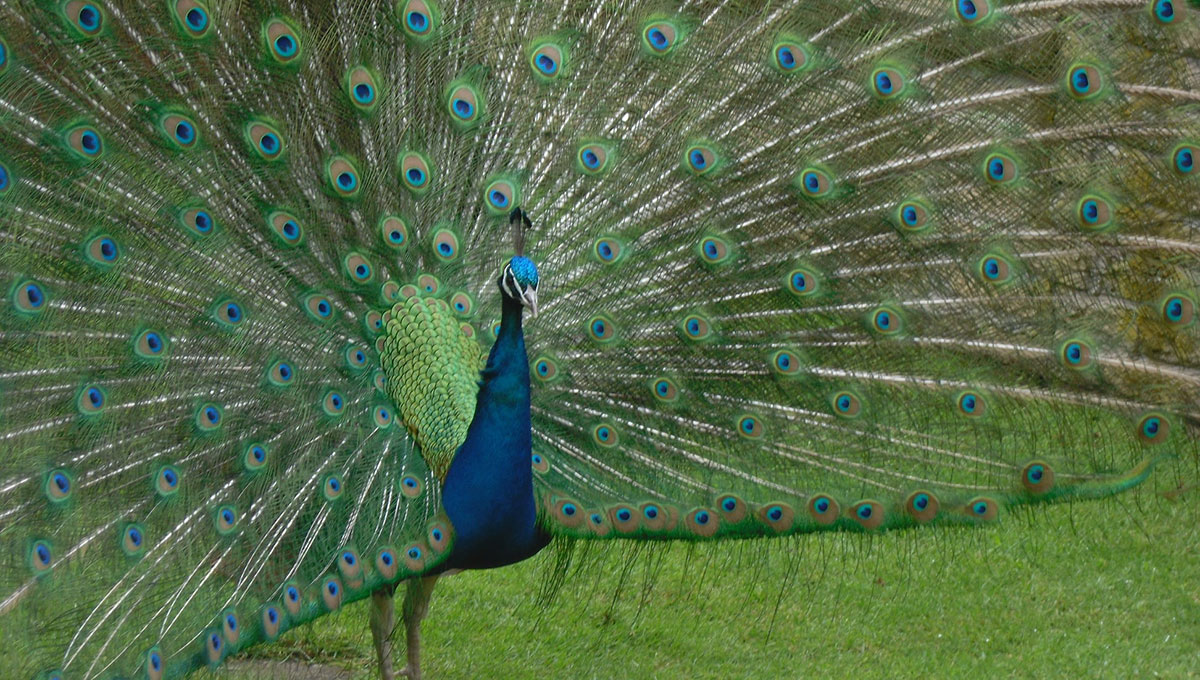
[1,0,1197,677]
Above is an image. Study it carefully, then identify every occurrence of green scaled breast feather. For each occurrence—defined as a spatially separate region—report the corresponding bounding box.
[382,293,485,480]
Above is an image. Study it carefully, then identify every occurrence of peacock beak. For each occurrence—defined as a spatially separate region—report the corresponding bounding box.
[520,286,538,318]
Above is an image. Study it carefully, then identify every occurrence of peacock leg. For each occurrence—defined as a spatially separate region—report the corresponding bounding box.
[398,574,440,680]
[370,586,399,680]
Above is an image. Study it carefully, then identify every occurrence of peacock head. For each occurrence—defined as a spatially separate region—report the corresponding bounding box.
[500,255,539,317]
[501,207,539,317]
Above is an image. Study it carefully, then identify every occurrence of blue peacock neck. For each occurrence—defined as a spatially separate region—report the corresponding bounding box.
[439,292,549,570]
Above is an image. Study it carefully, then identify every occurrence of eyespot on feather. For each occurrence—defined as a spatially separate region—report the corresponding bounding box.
[264,18,302,64]
[1151,0,1181,24]
[642,19,680,55]
[446,83,482,127]
[1059,338,1094,369]
[1137,412,1171,445]
[399,152,433,195]
[337,548,363,584]
[905,491,939,523]
[160,112,199,149]
[1173,144,1195,176]
[771,39,810,73]
[587,314,616,343]
[427,520,450,553]
[204,628,224,665]
[577,143,612,174]
[532,356,559,383]
[195,403,222,431]
[221,609,240,646]
[322,389,345,417]
[143,646,165,680]
[736,414,764,439]
[400,474,422,498]
[323,474,344,501]
[651,377,679,402]
[680,313,712,341]
[831,391,863,418]
[173,0,211,38]
[403,544,427,571]
[321,576,343,610]
[44,469,73,503]
[153,464,181,496]
[432,228,460,262]
[326,156,362,198]
[869,306,902,335]
[12,279,47,314]
[211,297,244,328]
[716,494,748,523]
[684,507,719,537]
[283,581,303,617]
[0,161,12,195]
[697,236,731,265]
[609,504,640,533]
[179,206,217,238]
[64,124,103,159]
[245,120,285,161]
[757,503,794,532]
[552,498,585,528]
[379,215,409,252]
[267,359,295,387]
[213,505,237,534]
[1021,461,1055,494]
[978,253,1013,285]
[449,291,475,318]
[416,273,440,295]
[120,522,148,556]
[850,500,885,530]
[955,0,992,24]
[29,539,52,574]
[530,41,567,80]
[685,145,718,175]
[955,391,987,417]
[894,200,932,233]
[372,404,392,429]
[397,0,439,39]
[484,179,519,214]
[261,604,283,640]
[1077,194,1114,231]
[592,423,618,448]
[965,497,999,521]
[1161,293,1195,327]
[243,443,268,472]
[303,293,334,323]
[344,252,374,285]
[983,152,1017,183]
[346,66,380,111]
[267,210,304,247]
[588,511,612,537]
[770,349,803,376]
[786,267,820,297]
[640,502,673,532]
[63,1,104,37]
[77,384,106,415]
[797,167,832,197]
[531,452,549,473]
[375,546,399,581]
[1066,63,1103,99]
[870,67,905,99]
[84,233,119,268]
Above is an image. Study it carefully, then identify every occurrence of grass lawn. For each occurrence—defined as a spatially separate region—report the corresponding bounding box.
[204,479,1200,680]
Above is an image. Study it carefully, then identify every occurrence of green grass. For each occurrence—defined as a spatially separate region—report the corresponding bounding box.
[205,482,1200,680]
